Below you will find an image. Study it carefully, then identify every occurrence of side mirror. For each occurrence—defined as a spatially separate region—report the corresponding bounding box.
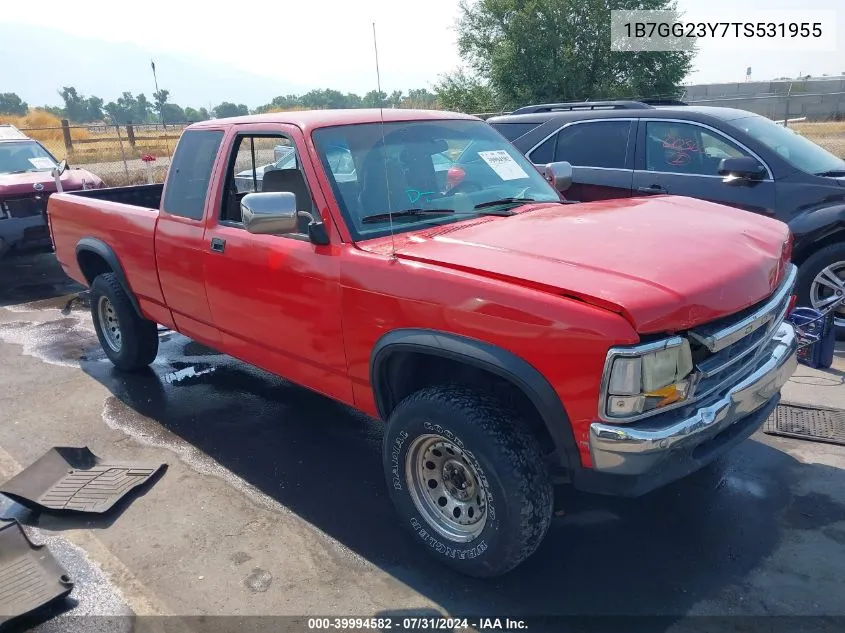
[56,159,68,175]
[541,161,573,192]
[718,156,765,181]
[242,192,298,235]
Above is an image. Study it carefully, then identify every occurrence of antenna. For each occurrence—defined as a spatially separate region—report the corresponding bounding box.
[373,22,397,259]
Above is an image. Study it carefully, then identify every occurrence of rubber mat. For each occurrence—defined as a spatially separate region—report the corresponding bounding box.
[763,403,845,447]
[0,447,165,514]
[0,520,73,627]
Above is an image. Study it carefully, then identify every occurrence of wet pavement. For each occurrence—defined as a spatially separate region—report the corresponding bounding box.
[1,251,845,631]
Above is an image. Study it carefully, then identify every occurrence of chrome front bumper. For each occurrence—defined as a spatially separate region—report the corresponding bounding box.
[589,322,798,476]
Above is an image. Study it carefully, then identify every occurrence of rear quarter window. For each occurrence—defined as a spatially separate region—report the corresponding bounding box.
[162,129,225,220]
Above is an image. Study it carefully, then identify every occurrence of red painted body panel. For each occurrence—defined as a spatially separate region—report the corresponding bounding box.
[46,110,794,472]
[48,195,166,314]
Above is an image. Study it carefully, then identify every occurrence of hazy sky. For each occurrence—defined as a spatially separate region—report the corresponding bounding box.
[2,0,843,104]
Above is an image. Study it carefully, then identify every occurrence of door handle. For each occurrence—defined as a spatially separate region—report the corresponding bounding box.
[210,237,226,253]
[637,185,668,195]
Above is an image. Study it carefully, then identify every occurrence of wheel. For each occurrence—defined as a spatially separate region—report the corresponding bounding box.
[382,386,553,577]
[90,273,159,371]
[796,242,845,340]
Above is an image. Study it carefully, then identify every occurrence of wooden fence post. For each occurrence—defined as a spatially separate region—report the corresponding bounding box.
[126,122,136,148]
[61,119,73,152]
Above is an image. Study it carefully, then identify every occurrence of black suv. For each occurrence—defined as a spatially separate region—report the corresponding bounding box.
[488,100,845,337]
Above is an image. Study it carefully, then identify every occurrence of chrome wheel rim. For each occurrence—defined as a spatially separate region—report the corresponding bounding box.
[97,296,122,352]
[810,261,845,329]
[405,434,488,542]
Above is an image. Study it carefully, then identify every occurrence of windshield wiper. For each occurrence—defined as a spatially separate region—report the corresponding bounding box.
[361,208,456,224]
[473,197,536,210]
[815,169,845,177]
[361,206,519,224]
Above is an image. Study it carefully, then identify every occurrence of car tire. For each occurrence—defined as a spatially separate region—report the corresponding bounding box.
[90,273,159,371]
[796,243,845,340]
[382,386,553,578]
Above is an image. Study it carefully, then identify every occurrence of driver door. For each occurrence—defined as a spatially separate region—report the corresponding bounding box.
[202,125,351,403]
[633,119,776,217]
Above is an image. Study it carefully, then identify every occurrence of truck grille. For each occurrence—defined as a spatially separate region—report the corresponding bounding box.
[689,263,797,402]
[3,195,48,219]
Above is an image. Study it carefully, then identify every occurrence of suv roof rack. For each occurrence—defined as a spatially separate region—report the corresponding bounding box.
[510,100,654,115]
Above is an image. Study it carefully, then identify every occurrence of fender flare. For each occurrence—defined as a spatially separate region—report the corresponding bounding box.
[75,237,142,316]
[370,328,579,472]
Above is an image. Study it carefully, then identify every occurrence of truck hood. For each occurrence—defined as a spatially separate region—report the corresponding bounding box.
[0,169,102,197]
[390,195,792,333]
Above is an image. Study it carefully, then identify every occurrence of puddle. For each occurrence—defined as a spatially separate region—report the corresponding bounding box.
[0,316,98,368]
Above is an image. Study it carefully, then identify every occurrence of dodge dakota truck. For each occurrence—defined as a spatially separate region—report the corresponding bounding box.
[47,109,799,577]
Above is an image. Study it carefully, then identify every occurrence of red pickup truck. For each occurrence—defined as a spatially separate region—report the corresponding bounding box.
[47,109,799,577]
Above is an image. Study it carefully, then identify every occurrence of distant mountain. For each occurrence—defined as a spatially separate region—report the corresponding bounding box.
[0,24,307,110]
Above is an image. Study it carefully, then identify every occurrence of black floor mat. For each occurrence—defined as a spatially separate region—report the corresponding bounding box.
[763,403,845,446]
[0,520,73,627]
[0,447,165,514]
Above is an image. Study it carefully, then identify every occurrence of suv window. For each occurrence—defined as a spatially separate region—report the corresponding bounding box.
[644,121,751,176]
[162,129,224,220]
[554,121,631,169]
[489,122,542,141]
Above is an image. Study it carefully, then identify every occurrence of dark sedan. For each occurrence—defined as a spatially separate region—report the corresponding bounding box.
[489,101,845,336]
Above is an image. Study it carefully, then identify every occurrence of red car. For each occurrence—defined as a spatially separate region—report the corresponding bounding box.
[47,110,798,577]
[0,124,103,258]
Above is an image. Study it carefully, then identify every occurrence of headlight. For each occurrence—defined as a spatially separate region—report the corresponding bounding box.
[600,337,696,422]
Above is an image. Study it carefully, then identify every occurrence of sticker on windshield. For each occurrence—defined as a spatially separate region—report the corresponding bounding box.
[28,157,55,169]
[477,150,529,181]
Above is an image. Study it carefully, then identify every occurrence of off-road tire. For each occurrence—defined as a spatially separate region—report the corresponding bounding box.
[382,386,554,577]
[796,242,845,340]
[90,273,159,371]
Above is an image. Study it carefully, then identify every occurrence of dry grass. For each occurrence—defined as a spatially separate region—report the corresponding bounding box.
[791,120,845,158]
[2,109,183,165]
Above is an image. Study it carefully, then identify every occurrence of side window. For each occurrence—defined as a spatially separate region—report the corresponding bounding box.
[554,121,631,169]
[162,130,224,220]
[221,134,315,234]
[644,121,751,176]
[529,134,557,164]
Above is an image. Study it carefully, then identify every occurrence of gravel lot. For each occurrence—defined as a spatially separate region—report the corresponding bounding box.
[1,251,844,633]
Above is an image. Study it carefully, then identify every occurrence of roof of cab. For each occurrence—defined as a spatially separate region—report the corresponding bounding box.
[188,109,479,133]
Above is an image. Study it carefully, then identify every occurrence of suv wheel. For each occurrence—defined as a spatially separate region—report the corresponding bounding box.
[382,386,553,577]
[797,243,845,340]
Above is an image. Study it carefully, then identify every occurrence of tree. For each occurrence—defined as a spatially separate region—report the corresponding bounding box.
[361,90,387,108]
[0,93,28,116]
[161,103,187,123]
[455,0,694,109]
[402,88,438,109]
[153,89,170,125]
[212,102,249,118]
[184,106,210,122]
[58,86,104,122]
[433,68,499,113]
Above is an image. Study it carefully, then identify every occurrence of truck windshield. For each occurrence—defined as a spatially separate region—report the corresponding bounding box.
[0,140,58,175]
[312,119,561,240]
[734,115,845,176]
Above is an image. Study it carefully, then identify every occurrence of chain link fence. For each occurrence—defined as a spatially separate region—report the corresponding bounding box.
[20,120,189,186]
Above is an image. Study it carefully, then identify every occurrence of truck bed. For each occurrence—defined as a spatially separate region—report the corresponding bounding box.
[67,183,163,210]
[47,187,166,309]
